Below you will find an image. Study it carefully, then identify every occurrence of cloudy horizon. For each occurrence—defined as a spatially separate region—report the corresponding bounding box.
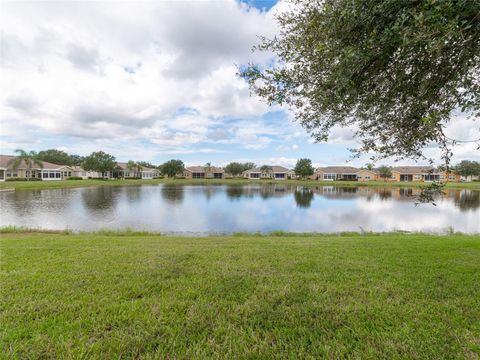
[1,0,478,168]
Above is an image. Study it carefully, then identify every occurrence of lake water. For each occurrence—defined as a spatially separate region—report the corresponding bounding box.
[1,184,479,234]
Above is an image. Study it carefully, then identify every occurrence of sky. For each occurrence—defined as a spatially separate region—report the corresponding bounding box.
[1,0,479,168]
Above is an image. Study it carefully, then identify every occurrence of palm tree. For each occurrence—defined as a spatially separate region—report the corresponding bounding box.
[204,162,213,172]
[260,165,273,178]
[8,149,43,181]
[127,160,143,178]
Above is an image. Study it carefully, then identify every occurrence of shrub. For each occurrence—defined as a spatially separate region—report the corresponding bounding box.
[124,177,141,180]
[67,177,83,180]
[5,178,27,182]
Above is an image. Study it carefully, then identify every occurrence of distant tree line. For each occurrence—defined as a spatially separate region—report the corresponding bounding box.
[11,148,480,179]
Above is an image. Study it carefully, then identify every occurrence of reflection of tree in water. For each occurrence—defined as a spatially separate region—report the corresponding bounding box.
[226,186,244,199]
[378,188,393,200]
[81,186,116,210]
[202,186,222,201]
[454,190,480,212]
[161,185,184,204]
[10,189,74,217]
[124,186,142,202]
[294,187,314,208]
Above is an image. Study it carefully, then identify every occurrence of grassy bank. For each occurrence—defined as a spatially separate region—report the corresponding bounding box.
[1,232,479,358]
[1,177,479,191]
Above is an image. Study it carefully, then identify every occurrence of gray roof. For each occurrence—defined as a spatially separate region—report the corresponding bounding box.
[116,162,157,171]
[0,155,70,170]
[392,166,435,174]
[185,166,224,173]
[315,166,359,174]
[247,166,290,173]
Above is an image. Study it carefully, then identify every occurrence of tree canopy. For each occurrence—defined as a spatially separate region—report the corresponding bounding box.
[161,160,185,178]
[82,151,116,174]
[377,165,393,180]
[241,0,480,164]
[37,149,84,166]
[294,158,314,179]
[455,160,480,177]
[224,162,256,176]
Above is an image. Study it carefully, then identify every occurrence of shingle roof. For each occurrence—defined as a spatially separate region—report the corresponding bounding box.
[315,166,359,174]
[116,162,157,171]
[185,166,224,173]
[392,166,435,174]
[247,166,290,173]
[0,155,68,170]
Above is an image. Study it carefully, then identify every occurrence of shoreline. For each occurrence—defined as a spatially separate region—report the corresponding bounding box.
[1,178,479,191]
[1,227,478,237]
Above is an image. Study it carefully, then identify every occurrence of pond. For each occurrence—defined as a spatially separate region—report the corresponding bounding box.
[1,184,479,234]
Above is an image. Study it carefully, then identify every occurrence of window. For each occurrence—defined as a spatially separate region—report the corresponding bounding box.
[250,173,260,178]
[214,173,223,179]
[192,172,205,179]
[275,173,285,179]
[323,173,335,180]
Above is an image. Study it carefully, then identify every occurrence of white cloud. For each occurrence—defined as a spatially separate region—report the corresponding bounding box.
[0,0,282,154]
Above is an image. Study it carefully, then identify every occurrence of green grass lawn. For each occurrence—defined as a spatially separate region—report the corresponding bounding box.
[1,178,479,191]
[1,232,479,358]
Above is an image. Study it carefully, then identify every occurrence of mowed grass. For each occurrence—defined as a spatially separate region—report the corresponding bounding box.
[1,232,480,359]
[1,178,479,191]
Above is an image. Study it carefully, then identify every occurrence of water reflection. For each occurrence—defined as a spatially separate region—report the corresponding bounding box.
[454,189,480,212]
[81,186,117,210]
[294,187,314,208]
[0,184,478,233]
[161,185,184,204]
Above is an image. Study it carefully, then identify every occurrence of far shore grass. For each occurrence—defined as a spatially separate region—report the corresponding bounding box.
[1,177,479,191]
[1,231,479,358]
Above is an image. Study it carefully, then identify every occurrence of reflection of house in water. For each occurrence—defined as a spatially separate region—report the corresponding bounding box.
[161,185,184,204]
[81,187,117,210]
[452,189,480,212]
[224,184,293,200]
[201,186,223,201]
[311,186,359,199]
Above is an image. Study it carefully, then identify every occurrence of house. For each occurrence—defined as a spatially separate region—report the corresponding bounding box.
[461,175,480,182]
[71,166,103,179]
[243,166,290,180]
[311,166,360,181]
[391,166,460,182]
[183,166,225,179]
[0,155,75,181]
[113,162,160,179]
[356,169,380,182]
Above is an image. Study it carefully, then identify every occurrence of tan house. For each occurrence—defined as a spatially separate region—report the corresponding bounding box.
[391,166,460,182]
[71,166,103,179]
[184,166,224,179]
[0,155,75,181]
[311,166,359,181]
[113,162,160,179]
[356,169,380,182]
[243,166,290,180]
